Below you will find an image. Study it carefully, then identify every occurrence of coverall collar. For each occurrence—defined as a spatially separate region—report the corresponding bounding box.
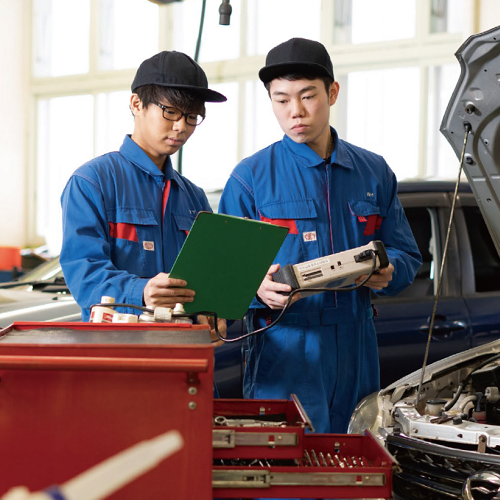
[119,135,185,190]
[282,127,354,171]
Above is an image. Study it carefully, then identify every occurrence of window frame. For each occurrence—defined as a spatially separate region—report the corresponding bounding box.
[27,0,479,248]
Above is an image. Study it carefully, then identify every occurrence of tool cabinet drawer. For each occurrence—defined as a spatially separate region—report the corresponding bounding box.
[213,395,313,459]
[212,432,396,498]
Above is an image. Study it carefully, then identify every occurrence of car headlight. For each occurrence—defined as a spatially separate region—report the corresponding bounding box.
[348,391,382,435]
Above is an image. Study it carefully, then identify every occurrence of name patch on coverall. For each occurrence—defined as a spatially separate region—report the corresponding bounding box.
[303,231,317,242]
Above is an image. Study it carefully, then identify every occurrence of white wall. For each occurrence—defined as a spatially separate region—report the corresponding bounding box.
[0,0,27,247]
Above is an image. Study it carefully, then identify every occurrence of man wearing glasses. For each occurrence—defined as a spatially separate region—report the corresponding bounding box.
[60,51,227,340]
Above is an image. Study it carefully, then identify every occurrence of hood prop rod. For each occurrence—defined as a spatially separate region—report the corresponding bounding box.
[415,121,472,407]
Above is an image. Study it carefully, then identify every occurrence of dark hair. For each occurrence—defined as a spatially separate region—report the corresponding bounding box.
[135,84,206,116]
[264,71,334,95]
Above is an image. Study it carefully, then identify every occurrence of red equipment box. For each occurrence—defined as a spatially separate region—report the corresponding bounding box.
[0,322,395,499]
[213,432,395,498]
[0,322,214,500]
[213,396,314,460]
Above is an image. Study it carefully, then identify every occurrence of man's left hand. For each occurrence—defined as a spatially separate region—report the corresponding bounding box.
[355,263,394,290]
[198,315,227,347]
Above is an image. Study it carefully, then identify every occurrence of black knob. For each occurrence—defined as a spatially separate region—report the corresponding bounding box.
[219,0,232,25]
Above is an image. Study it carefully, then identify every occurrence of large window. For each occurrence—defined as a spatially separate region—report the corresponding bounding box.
[246,0,322,56]
[426,64,462,178]
[30,0,474,254]
[334,0,417,44]
[33,0,91,77]
[344,66,421,180]
[98,0,159,71]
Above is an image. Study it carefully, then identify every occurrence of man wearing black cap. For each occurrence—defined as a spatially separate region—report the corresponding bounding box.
[60,51,227,340]
[219,38,421,433]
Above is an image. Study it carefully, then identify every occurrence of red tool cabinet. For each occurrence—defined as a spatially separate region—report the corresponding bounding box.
[0,322,395,499]
[0,322,214,500]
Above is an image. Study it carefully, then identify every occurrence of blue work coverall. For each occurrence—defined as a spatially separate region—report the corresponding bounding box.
[219,127,422,433]
[60,135,211,321]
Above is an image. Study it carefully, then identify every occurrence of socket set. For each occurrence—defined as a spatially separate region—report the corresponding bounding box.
[212,398,395,498]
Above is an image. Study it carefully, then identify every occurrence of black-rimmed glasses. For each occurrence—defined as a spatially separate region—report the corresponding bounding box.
[153,102,205,126]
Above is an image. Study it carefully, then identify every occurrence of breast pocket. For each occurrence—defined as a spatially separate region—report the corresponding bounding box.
[173,213,196,236]
[348,199,387,238]
[107,207,158,276]
[258,199,319,263]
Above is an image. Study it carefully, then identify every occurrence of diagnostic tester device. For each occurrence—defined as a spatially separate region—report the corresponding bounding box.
[88,239,390,343]
[273,240,389,293]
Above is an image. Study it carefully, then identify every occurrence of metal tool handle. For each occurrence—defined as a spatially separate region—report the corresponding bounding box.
[0,355,209,372]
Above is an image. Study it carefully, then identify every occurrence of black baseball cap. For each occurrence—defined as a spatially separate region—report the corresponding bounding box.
[259,38,334,84]
[131,51,227,103]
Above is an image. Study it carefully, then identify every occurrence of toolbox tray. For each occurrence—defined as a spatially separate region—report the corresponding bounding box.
[0,320,210,345]
[213,432,396,498]
[213,396,313,459]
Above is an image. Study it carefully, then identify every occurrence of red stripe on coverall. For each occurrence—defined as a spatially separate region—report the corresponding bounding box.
[162,180,171,224]
[363,214,383,236]
[108,222,138,242]
[259,215,298,234]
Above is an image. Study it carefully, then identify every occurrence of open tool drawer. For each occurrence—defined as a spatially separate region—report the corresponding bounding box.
[213,432,396,498]
[213,395,314,459]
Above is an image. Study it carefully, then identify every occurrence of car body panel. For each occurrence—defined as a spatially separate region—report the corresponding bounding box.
[375,297,471,382]
[0,290,79,324]
[441,24,500,258]
[466,295,500,347]
[0,258,81,326]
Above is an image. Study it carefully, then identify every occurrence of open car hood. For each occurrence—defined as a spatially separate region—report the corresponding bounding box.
[347,26,500,500]
[441,24,500,257]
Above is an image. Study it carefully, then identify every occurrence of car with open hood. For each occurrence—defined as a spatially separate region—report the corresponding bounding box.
[348,24,500,500]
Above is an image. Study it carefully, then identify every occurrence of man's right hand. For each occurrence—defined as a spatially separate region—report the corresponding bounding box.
[257,264,301,310]
[143,273,195,308]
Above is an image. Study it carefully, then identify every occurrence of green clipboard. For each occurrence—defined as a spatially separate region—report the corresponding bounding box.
[168,212,289,319]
